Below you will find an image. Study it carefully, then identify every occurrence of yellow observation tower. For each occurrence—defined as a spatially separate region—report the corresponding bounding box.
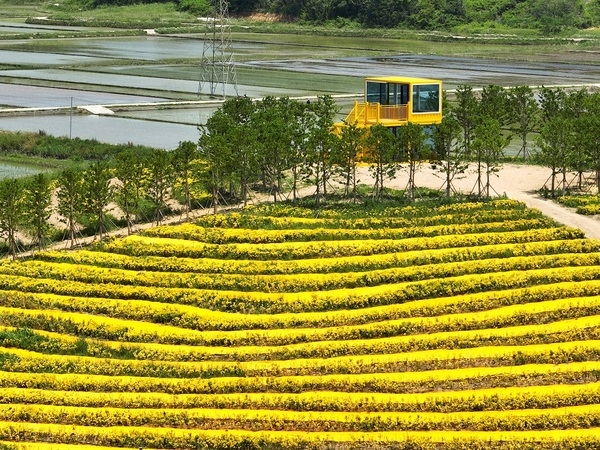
[334,76,443,133]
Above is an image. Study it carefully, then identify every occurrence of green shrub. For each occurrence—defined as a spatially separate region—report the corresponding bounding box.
[176,0,210,15]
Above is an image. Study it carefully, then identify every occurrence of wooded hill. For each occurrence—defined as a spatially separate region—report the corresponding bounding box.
[91,0,600,33]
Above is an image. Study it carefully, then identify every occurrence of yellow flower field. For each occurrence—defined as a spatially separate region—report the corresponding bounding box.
[1,199,600,450]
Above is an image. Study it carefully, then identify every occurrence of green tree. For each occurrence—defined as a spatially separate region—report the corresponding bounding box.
[358,0,411,27]
[114,148,149,234]
[338,121,368,202]
[146,149,174,225]
[538,86,568,123]
[471,118,509,198]
[302,0,337,22]
[253,96,296,203]
[273,0,304,16]
[228,0,261,14]
[0,178,24,259]
[56,168,84,248]
[529,0,583,32]
[199,109,235,213]
[507,85,539,159]
[432,113,465,198]
[412,0,466,29]
[397,122,430,202]
[479,84,511,127]
[363,124,397,200]
[577,92,600,192]
[535,116,575,197]
[471,86,509,197]
[22,173,53,252]
[588,0,600,26]
[289,101,314,203]
[302,96,339,207]
[82,159,114,240]
[221,96,259,207]
[334,121,367,202]
[173,140,199,219]
[564,88,591,189]
[176,0,211,15]
[453,85,478,162]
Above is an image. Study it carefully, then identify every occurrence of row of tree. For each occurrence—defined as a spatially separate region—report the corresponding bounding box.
[0,144,200,258]
[284,0,597,32]
[198,85,600,207]
[1,84,599,257]
[534,88,600,196]
[438,84,600,198]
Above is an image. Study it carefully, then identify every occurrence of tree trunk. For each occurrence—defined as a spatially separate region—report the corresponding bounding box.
[8,219,16,260]
[315,161,321,209]
[408,159,416,202]
[445,161,451,198]
[477,156,483,197]
[352,164,357,204]
[292,166,298,204]
[184,173,191,220]
[68,202,77,248]
[276,170,282,203]
[485,162,491,198]
[345,164,351,198]
[212,169,219,215]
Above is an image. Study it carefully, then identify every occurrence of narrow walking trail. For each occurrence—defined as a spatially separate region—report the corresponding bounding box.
[502,188,600,240]
[381,163,600,240]
[492,164,600,240]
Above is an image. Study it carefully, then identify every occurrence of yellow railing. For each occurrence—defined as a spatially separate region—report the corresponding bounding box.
[380,104,408,121]
[345,101,408,126]
[335,100,440,134]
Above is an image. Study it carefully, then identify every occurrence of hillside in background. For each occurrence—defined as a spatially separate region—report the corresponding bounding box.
[87,0,600,33]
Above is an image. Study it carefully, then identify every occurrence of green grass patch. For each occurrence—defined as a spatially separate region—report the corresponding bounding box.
[27,2,198,28]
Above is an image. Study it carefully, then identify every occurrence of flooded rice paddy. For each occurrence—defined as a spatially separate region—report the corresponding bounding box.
[0,83,169,108]
[0,160,49,180]
[0,114,200,149]
[0,31,599,149]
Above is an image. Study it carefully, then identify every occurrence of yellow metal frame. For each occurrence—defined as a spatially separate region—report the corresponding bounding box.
[334,76,443,133]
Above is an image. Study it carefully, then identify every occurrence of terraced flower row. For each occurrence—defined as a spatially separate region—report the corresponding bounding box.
[1,360,599,393]
[1,199,600,450]
[557,194,600,215]
[2,295,600,353]
[3,424,600,450]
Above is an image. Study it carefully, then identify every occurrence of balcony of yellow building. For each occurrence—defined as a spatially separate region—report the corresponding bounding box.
[334,76,443,133]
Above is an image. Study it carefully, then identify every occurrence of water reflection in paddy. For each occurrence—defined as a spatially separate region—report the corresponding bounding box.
[0,22,91,33]
[0,83,168,109]
[0,162,47,180]
[0,69,305,97]
[1,36,260,63]
[0,114,200,150]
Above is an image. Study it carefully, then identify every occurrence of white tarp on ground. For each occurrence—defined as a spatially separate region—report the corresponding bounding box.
[80,105,114,115]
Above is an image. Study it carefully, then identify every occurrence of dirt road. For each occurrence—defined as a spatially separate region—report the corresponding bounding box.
[380,163,600,240]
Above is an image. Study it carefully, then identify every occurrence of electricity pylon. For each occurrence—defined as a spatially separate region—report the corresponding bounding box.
[198,0,239,99]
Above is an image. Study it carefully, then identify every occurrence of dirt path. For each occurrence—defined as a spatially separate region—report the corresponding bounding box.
[501,188,600,240]
[379,163,600,240]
